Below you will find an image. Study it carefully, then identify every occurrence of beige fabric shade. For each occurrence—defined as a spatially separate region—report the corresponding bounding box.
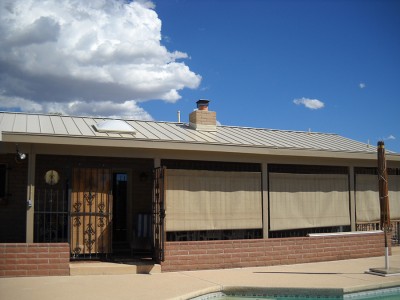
[356,174,400,222]
[165,169,262,231]
[269,173,350,231]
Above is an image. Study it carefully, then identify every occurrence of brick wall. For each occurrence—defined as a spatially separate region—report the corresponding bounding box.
[0,243,70,277]
[189,110,217,131]
[161,232,385,272]
[189,110,217,125]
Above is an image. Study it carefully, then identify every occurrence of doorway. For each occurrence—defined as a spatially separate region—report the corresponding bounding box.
[112,172,130,256]
[70,168,113,259]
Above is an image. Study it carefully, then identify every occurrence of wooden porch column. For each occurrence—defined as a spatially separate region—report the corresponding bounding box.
[349,166,356,231]
[262,162,269,239]
[26,146,36,243]
[154,157,161,168]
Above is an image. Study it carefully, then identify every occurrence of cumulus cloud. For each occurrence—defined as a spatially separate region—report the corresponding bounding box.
[359,82,366,89]
[0,0,201,119]
[293,97,325,110]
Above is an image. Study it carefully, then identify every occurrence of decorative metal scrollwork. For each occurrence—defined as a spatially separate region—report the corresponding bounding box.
[98,202,105,213]
[98,217,105,228]
[73,216,81,227]
[84,223,96,251]
[84,192,96,206]
[73,201,82,212]
[72,247,82,256]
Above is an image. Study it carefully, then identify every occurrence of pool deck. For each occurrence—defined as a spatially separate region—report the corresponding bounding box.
[1,248,400,300]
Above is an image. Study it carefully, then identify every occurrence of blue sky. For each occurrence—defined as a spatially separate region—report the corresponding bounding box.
[0,0,399,152]
[145,0,400,152]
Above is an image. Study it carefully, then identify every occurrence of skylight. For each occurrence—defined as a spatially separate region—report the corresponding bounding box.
[94,120,136,134]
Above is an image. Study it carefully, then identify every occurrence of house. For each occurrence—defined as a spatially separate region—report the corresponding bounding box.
[1,100,399,276]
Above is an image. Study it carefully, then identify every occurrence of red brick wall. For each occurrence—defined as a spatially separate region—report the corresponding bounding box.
[161,232,386,272]
[0,243,70,277]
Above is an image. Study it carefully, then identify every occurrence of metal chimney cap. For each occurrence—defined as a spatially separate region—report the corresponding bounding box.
[196,99,210,110]
[196,99,210,106]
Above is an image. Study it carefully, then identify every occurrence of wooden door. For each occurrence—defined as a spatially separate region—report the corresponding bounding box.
[70,168,112,258]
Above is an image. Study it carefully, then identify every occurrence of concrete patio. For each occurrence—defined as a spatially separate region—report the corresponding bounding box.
[1,248,400,300]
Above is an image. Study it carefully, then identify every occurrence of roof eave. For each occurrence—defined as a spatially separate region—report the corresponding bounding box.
[2,132,397,161]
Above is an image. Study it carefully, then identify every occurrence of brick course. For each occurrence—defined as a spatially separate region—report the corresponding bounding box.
[189,110,217,126]
[161,232,386,272]
[0,243,70,277]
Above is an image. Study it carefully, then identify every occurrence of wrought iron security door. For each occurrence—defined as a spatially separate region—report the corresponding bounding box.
[70,168,112,258]
[153,167,166,263]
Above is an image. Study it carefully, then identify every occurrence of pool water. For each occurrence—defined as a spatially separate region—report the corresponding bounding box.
[193,287,400,300]
[215,295,400,300]
[206,287,400,300]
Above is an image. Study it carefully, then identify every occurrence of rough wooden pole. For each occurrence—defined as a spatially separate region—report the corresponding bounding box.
[377,141,390,270]
[378,141,390,230]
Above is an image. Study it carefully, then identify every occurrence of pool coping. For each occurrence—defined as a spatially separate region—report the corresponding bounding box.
[183,283,400,300]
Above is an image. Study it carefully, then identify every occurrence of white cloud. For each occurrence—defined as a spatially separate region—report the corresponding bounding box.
[293,97,325,110]
[359,82,366,89]
[384,135,396,140]
[0,0,201,119]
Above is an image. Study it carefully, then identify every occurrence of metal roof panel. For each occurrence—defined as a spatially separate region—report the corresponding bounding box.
[72,117,96,136]
[26,114,41,133]
[0,111,385,155]
[38,115,54,134]
[61,116,82,136]
[12,114,27,133]
[50,115,68,135]
[0,113,16,132]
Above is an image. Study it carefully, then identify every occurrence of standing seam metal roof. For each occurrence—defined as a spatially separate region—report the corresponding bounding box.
[0,111,381,154]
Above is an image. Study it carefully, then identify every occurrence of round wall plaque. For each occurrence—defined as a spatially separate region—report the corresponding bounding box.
[45,170,59,185]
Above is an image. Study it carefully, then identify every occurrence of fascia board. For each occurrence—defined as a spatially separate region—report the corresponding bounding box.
[1,132,399,162]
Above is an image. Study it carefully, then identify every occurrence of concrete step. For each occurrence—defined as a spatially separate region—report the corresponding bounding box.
[69,261,161,276]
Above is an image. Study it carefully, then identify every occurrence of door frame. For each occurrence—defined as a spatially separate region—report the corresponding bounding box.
[111,169,132,246]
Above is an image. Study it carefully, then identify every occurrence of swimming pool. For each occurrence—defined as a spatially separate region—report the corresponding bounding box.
[190,286,400,300]
[216,296,399,300]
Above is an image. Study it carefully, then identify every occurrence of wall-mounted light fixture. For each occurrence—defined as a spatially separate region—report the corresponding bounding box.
[15,144,26,163]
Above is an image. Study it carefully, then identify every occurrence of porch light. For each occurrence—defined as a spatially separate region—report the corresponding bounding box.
[15,145,26,163]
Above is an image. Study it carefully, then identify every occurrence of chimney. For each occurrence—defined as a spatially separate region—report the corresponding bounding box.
[189,99,217,131]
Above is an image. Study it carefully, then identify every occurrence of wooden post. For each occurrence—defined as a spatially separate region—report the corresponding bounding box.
[367,142,400,275]
[377,141,390,270]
